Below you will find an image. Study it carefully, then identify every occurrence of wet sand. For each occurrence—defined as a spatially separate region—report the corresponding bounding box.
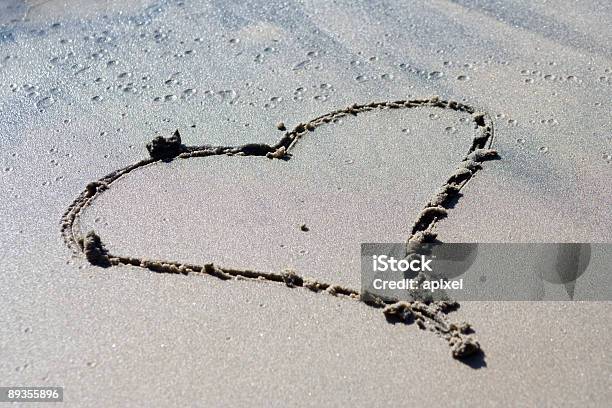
[1,0,611,406]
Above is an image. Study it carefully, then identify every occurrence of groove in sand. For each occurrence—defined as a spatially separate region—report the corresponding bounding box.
[61,96,498,361]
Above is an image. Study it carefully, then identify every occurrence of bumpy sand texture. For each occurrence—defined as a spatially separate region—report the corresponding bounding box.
[1,0,611,406]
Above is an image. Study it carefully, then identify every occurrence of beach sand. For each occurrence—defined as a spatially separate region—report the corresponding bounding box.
[1,0,610,406]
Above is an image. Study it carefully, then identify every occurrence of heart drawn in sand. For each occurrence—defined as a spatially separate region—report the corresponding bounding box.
[61,96,498,360]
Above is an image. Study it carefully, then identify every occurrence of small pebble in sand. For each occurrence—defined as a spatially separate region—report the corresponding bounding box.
[276,122,286,131]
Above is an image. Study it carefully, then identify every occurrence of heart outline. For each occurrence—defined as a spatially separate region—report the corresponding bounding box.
[61,96,497,361]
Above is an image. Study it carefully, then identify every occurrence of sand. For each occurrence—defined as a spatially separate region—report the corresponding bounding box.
[1,0,611,406]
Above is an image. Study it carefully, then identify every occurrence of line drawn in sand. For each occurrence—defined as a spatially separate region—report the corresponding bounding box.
[61,96,498,364]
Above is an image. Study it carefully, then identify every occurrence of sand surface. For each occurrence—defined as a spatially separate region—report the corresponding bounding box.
[1,0,611,406]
